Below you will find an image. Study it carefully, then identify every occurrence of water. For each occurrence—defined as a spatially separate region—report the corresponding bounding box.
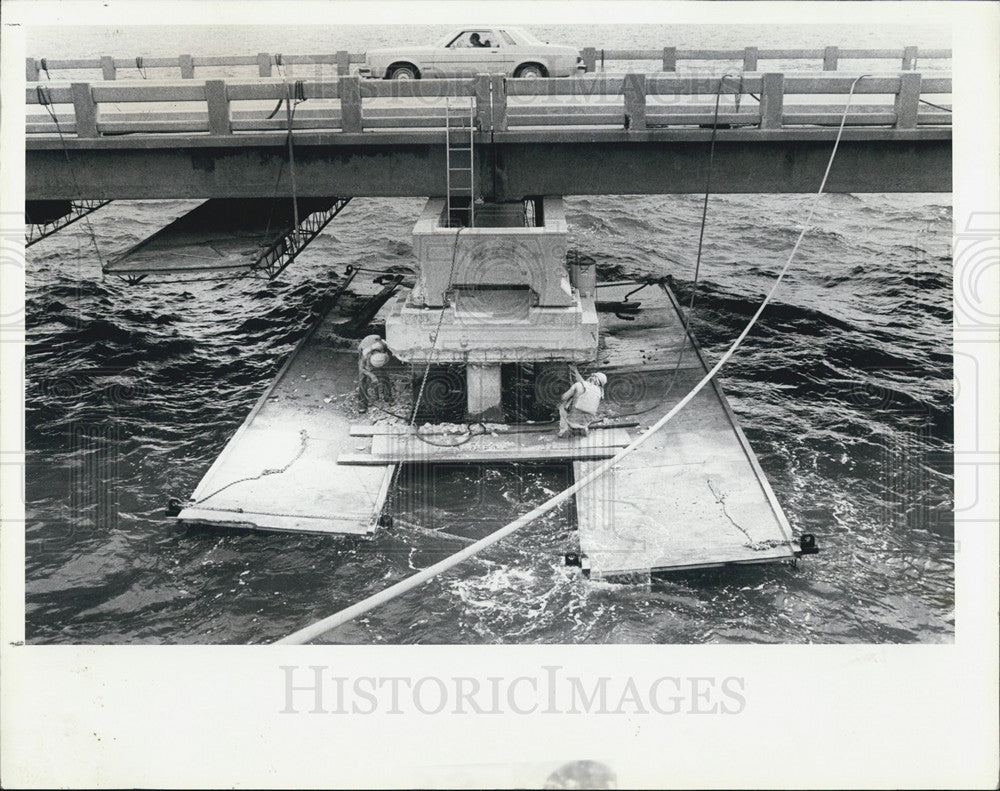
[23,25,953,644]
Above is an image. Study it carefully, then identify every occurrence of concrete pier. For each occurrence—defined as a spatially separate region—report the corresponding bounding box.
[466,363,503,420]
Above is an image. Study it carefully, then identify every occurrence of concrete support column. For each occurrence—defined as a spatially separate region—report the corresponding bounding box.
[467,363,503,421]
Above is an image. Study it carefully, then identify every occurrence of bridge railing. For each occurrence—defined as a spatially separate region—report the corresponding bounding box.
[25,71,951,138]
[578,45,951,72]
[25,46,950,82]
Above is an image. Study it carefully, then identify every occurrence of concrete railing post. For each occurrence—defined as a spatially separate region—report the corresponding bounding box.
[760,72,784,129]
[624,73,646,130]
[100,56,116,81]
[71,82,99,138]
[336,50,351,76]
[340,75,362,132]
[257,52,272,77]
[205,79,231,135]
[475,73,492,132]
[894,71,921,128]
[180,54,195,79]
[490,73,508,131]
[902,45,918,70]
[662,47,677,71]
[26,58,39,82]
[743,46,758,72]
[823,46,839,71]
[581,47,598,73]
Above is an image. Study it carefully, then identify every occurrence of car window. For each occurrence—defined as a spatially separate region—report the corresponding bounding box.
[446,30,499,49]
[499,30,517,46]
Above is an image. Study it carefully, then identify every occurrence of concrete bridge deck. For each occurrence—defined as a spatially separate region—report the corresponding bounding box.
[26,71,951,201]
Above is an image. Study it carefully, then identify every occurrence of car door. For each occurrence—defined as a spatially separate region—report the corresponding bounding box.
[431,29,511,77]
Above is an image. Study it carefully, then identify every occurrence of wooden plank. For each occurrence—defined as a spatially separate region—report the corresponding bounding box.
[26,85,74,104]
[91,82,207,102]
[100,55,116,81]
[646,74,763,95]
[362,78,476,98]
[340,428,632,465]
[895,72,921,129]
[205,79,231,135]
[227,79,340,100]
[491,73,507,131]
[26,58,40,82]
[349,423,631,437]
[180,54,195,79]
[70,83,99,138]
[823,46,838,71]
[743,46,758,72]
[38,58,100,69]
[257,52,272,77]
[336,50,351,76]
[507,76,626,97]
[340,75,362,132]
[186,55,260,67]
[759,73,784,129]
[475,74,492,132]
[662,47,677,72]
[624,73,646,130]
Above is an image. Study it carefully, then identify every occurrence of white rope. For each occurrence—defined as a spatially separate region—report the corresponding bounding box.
[275,76,870,646]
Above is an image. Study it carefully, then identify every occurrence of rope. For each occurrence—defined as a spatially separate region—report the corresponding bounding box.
[136,56,147,79]
[40,58,51,80]
[918,98,951,113]
[35,85,105,267]
[192,429,308,505]
[259,83,307,271]
[659,74,730,405]
[275,75,871,645]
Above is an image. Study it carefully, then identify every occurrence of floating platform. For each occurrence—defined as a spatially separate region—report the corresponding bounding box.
[177,272,799,576]
[574,281,798,578]
[177,275,398,535]
[104,197,344,279]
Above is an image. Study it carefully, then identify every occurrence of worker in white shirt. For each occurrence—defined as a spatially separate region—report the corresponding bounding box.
[357,334,393,412]
[557,366,607,437]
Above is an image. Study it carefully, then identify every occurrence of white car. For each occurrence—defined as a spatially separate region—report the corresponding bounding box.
[359,27,585,80]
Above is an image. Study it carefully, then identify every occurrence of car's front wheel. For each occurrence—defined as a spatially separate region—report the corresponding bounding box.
[387,63,420,80]
[514,63,547,78]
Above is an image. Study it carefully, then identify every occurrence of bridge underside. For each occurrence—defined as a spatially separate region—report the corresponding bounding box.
[26,129,950,201]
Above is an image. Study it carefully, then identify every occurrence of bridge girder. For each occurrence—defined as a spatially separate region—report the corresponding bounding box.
[25,128,951,201]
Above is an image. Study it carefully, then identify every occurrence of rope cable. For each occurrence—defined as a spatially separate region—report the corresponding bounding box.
[658,74,730,406]
[276,76,873,645]
[36,85,106,267]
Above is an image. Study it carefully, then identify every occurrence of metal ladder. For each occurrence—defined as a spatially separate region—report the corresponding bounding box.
[445,98,475,228]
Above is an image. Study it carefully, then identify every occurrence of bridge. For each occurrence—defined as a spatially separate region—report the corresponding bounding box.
[25,46,952,204]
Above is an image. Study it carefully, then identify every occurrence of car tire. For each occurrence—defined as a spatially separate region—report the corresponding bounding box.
[514,63,547,78]
[387,63,420,80]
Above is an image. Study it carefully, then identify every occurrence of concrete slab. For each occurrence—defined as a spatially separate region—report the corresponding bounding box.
[574,281,798,577]
[177,280,396,535]
[104,197,337,276]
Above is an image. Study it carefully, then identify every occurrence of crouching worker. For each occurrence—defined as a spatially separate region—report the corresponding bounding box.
[357,334,393,413]
[557,366,607,438]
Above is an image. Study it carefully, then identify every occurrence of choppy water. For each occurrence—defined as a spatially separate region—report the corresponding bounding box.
[23,24,953,644]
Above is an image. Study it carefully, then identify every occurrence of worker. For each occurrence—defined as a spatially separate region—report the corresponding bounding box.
[357,334,393,413]
[557,366,607,437]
